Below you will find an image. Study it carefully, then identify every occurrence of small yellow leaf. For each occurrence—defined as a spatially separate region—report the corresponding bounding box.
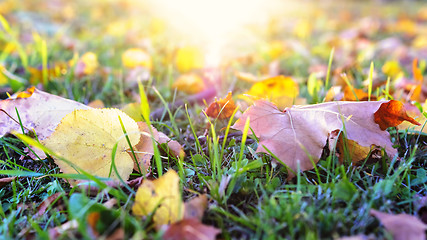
[75,52,99,77]
[172,73,205,95]
[132,170,184,227]
[42,108,140,180]
[382,60,402,78]
[122,48,152,70]
[175,46,204,73]
[242,75,299,110]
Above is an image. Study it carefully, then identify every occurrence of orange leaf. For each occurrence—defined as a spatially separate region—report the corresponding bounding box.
[15,86,35,98]
[411,58,423,101]
[343,86,375,101]
[205,92,236,120]
[374,100,420,130]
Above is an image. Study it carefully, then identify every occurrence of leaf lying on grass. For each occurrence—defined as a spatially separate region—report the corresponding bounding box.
[42,108,140,180]
[205,92,237,120]
[0,87,89,140]
[370,209,427,240]
[233,100,419,178]
[132,170,184,227]
[132,170,216,237]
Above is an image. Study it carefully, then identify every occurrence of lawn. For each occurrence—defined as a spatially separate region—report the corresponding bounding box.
[1,0,427,239]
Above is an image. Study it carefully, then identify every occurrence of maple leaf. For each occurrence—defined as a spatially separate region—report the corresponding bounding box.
[370,209,427,240]
[233,100,419,178]
[205,92,237,120]
[42,108,140,180]
[0,87,90,140]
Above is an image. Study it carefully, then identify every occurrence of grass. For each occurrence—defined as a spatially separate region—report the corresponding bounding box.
[1,0,427,239]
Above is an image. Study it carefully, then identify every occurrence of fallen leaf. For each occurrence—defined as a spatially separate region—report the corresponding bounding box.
[398,102,427,132]
[74,52,99,77]
[205,92,237,120]
[130,122,159,175]
[184,194,208,221]
[132,170,184,227]
[122,48,152,70]
[42,108,140,180]
[158,132,185,159]
[175,46,204,73]
[382,60,402,78]
[411,58,423,102]
[87,99,105,109]
[374,100,420,130]
[370,209,427,240]
[172,73,205,95]
[233,100,418,178]
[36,192,64,217]
[242,75,299,110]
[343,86,375,101]
[0,176,16,187]
[162,218,220,240]
[0,87,90,140]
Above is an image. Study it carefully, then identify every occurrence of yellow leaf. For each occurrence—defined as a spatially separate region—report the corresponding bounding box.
[242,75,299,110]
[175,46,204,73]
[75,52,99,77]
[382,60,402,78]
[42,109,140,180]
[172,73,205,95]
[132,170,184,227]
[122,48,152,70]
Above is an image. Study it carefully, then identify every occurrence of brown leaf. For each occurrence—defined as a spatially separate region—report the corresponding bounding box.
[370,209,427,240]
[158,132,185,159]
[205,92,237,120]
[233,100,418,179]
[162,218,220,240]
[184,194,208,221]
[0,176,15,187]
[130,122,160,175]
[36,192,64,217]
[0,87,90,140]
[374,100,420,130]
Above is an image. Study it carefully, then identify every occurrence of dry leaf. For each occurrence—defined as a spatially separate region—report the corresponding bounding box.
[0,87,90,140]
[205,92,237,120]
[374,100,420,130]
[122,48,152,70]
[172,73,205,95]
[242,75,299,110]
[398,102,427,132]
[233,100,418,178]
[42,108,140,180]
[410,58,424,102]
[132,170,184,227]
[0,176,16,187]
[36,192,63,217]
[184,194,208,221]
[370,209,427,240]
[162,218,220,240]
[130,122,160,175]
[74,52,99,77]
[158,132,185,159]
